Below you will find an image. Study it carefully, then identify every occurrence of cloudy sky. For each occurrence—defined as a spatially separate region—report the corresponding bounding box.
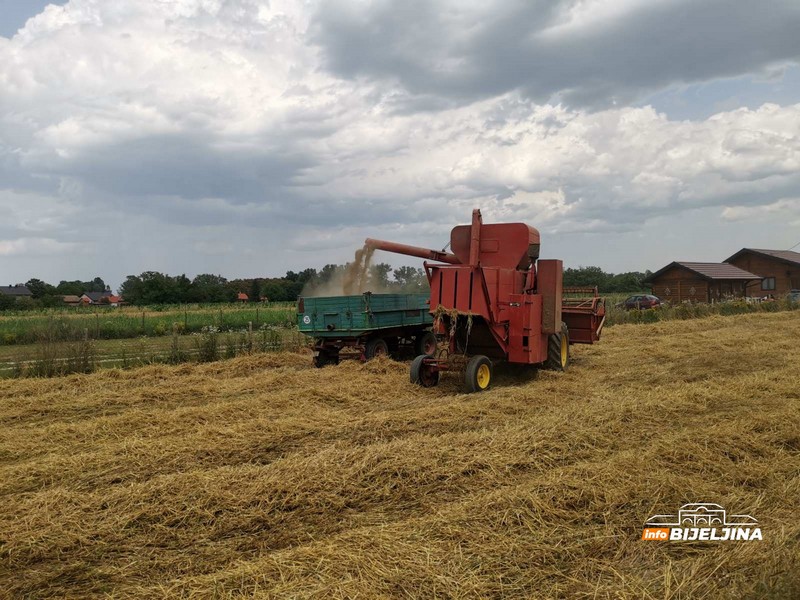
[2,0,800,290]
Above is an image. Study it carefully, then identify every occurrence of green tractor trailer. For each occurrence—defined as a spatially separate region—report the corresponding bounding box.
[297,292,437,367]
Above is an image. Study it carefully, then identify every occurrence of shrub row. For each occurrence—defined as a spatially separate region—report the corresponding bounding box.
[605,298,799,326]
[0,305,296,346]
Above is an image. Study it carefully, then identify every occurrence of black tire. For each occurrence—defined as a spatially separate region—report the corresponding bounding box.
[465,355,492,393]
[545,322,570,371]
[414,331,438,356]
[364,337,389,360]
[313,351,338,368]
[410,354,440,387]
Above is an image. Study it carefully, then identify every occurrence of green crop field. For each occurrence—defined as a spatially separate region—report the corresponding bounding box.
[0,303,297,346]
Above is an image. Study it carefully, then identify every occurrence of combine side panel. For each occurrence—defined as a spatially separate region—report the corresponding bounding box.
[537,259,563,335]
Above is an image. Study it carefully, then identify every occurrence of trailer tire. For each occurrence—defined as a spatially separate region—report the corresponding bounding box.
[313,351,338,368]
[414,331,438,356]
[545,322,570,371]
[410,354,439,387]
[465,355,492,393]
[364,337,389,360]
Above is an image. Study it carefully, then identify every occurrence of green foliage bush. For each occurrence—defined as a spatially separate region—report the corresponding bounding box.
[0,304,295,346]
[196,326,219,363]
[606,297,798,327]
[22,338,96,378]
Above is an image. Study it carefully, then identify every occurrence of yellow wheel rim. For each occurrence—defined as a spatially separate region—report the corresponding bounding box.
[560,333,568,367]
[476,363,490,389]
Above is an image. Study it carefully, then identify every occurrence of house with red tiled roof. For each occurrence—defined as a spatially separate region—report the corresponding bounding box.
[237,292,249,303]
[80,290,114,305]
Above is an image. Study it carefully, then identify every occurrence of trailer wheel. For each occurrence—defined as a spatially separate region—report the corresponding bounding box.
[313,351,338,368]
[545,322,570,371]
[465,355,492,393]
[364,337,389,360]
[414,331,438,356]
[410,354,440,387]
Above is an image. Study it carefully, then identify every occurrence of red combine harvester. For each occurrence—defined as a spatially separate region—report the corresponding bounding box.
[365,209,605,392]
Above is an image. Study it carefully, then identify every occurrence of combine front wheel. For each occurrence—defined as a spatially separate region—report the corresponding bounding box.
[465,355,492,393]
[545,323,570,371]
[410,354,440,387]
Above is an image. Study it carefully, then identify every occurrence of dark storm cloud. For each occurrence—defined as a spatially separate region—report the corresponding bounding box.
[57,134,313,204]
[311,0,800,109]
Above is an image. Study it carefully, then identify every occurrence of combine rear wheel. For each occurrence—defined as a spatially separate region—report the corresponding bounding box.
[545,322,570,371]
[465,355,492,393]
[414,331,438,356]
[364,337,389,360]
[410,354,440,387]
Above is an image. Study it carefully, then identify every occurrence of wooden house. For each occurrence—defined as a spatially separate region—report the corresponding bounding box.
[724,248,800,298]
[644,262,761,303]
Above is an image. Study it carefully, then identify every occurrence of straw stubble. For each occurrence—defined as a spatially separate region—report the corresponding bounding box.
[0,312,798,598]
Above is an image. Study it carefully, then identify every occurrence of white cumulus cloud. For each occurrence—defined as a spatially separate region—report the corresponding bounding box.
[1,0,799,284]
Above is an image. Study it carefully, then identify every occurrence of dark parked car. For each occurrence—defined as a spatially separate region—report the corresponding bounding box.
[621,294,662,310]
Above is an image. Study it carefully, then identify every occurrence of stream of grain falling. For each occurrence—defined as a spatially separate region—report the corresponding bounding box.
[342,244,375,295]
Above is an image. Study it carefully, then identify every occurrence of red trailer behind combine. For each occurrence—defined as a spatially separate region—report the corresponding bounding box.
[365,209,605,392]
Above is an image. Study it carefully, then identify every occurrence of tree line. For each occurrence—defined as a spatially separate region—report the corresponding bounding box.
[563,266,652,293]
[117,263,429,305]
[3,265,650,310]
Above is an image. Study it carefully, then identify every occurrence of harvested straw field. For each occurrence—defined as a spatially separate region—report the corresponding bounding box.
[1,312,798,598]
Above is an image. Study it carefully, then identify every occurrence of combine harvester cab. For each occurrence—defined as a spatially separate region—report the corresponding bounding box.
[297,292,437,367]
[366,209,606,392]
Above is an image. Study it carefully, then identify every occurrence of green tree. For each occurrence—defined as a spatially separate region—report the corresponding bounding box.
[175,274,193,301]
[56,280,85,296]
[25,278,56,299]
[39,295,62,308]
[190,274,234,303]
[89,277,106,292]
[249,279,261,302]
[563,266,649,292]
[607,271,649,292]
[370,262,393,290]
[317,264,343,284]
[119,272,183,305]
[261,280,288,302]
[393,266,428,292]
[119,275,144,304]
[563,266,611,289]
[0,294,16,311]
